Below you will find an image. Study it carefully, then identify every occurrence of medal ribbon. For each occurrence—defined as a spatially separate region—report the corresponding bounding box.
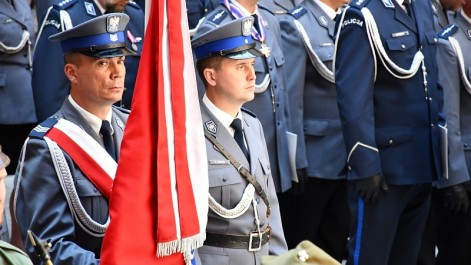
[221,0,266,42]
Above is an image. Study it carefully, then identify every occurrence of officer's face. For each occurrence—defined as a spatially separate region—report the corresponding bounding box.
[462,0,470,14]
[441,0,461,10]
[104,0,129,12]
[67,54,126,107]
[206,57,256,111]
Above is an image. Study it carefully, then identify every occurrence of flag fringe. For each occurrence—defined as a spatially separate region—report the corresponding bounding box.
[156,233,206,257]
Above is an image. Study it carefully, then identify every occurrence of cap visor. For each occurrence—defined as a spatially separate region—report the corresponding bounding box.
[80,46,137,58]
[225,48,262,60]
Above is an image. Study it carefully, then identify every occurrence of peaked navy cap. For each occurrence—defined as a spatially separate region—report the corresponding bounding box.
[192,16,262,60]
[49,13,136,58]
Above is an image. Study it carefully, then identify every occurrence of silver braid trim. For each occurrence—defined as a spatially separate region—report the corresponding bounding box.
[44,137,109,237]
[0,30,30,54]
[293,20,335,83]
[208,184,255,219]
[362,7,424,79]
[449,37,471,95]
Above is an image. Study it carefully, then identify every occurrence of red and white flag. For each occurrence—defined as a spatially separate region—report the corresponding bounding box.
[100,0,208,264]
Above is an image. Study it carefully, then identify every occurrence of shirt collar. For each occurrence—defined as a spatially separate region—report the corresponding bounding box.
[312,0,340,20]
[231,0,260,15]
[396,0,407,6]
[93,0,106,14]
[203,94,244,136]
[68,95,113,136]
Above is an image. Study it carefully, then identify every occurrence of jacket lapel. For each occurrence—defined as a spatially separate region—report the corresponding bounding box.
[0,0,29,29]
[242,114,260,175]
[201,103,251,167]
[393,1,417,33]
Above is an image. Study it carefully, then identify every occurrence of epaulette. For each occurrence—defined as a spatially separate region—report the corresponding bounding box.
[29,117,59,139]
[207,9,228,25]
[257,3,275,16]
[349,0,371,9]
[438,24,459,40]
[287,6,307,19]
[127,0,141,9]
[241,107,257,118]
[53,0,78,9]
[112,105,131,114]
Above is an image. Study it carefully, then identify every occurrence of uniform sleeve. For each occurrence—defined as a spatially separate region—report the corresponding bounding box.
[279,15,309,170]
[14,139,99,265]
[435,38,470,188]
[334,8,382,180]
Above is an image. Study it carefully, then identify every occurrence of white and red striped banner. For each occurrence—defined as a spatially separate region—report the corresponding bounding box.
[100,0,208,264]
[46,119,116,199]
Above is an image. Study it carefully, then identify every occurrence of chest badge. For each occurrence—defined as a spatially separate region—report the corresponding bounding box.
[205,120,218,134]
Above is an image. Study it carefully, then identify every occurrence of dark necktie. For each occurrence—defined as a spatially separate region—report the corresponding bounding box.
[100,120,117,161]
[403,0,412,16]
[252,14,260,33]
[7,0,15,9]
[230,118,249,161]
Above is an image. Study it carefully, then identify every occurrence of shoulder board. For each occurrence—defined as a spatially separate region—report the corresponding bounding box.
[53,0,78,9]
[349,0,371,9]
[127,0,141,9]
[257,3,275,16]
[288,6,307,19]
[207,9,229,25]
[241,107,257,118]
[438,24,459,40]
[112,105,131,114]
[29,117,59,139]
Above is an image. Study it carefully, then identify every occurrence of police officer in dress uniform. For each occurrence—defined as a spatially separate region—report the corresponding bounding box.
[278,0,350,260]
[433,4,471,263]
[334,0,443,263]
[13,13,131,264]
[32,0,143,121]
[258,0,303,16]
[193,17,288,265]
[193,0,294,196]
[0,0,37,173]
[417,1,461,263]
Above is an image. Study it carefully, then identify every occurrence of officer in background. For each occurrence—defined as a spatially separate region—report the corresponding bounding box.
[194,0,294,197]
[32,0,143,121]
[433,3,471,263]
[193,17,287,265]
[417,0,461,263]
[278,0,349,261]
[258,0,303,16]
[334,0,443,263]
[0,0,37,173]
[13,13,131,264]
[186,0,220,31]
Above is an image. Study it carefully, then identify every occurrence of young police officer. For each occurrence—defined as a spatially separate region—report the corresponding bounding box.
[192,17,288,265]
